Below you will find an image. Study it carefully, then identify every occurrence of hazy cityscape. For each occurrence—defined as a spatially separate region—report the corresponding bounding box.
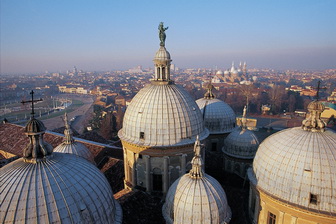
[1,1,336,224]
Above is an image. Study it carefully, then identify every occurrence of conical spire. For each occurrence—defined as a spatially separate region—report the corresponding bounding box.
[63,113,74,144]
[189,135,204,178]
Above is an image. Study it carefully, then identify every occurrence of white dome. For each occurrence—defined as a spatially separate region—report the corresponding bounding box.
[252,127,336,213]
[0,153,122,223]
[223,127,259,159]
[119,82,209,146]
[196,98,236,134]
[216,70,224,76]
[224,70,230,75]
[154,46,171,61]
[162,138,231,224]
[54,141,94,162]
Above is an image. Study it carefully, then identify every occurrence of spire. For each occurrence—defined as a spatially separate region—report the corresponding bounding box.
[63,113,74,144]
[204,75,215,99]
[241,105,247,130]
[153,22,172,83]
[189,136,204,178]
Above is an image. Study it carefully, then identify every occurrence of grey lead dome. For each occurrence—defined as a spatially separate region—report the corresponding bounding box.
[0,153,122,223]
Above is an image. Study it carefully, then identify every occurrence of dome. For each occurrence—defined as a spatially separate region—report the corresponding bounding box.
[0,153,122,223]
[252,127,336,213]
[54,113,94,163]
[223,127,259,159]
[119,82,209,146]
[216,70,224,76]
[25,117,46,134]
[54,141,94,162]
[162,137,231,224]
[196,98,235,134]
[224,70,230,75]
[154,46,171,61]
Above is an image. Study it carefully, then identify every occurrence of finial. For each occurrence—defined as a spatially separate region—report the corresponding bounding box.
[313,80,326,101]
[301,100,325,132]
[21,90,43,118]
[241,105,247,130]
[158,22,169,47]
[204,74,215,99]
[63,113,74,144]
[189,135,204,178]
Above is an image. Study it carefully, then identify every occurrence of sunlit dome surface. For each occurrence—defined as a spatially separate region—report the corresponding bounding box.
[223,127,259,159]
[252,127,336,213]
[0,153,122,223]
[216,70,224,75]
[119,83,209,146]
[154,46,171,61]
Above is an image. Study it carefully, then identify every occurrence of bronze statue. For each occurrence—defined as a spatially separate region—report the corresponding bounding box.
[158,22,168,46]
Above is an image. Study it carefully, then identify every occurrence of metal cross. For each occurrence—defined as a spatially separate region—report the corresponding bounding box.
[21,90,43,118]
[313,81,326,100]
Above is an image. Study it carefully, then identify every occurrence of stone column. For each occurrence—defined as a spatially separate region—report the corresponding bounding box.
[163,156,169,193]
[123,149,128,186]
[131,153,136,187]
[144,155,151,192]
[278,211,284,224]
[258,200,266,224]
[181,154,187,175]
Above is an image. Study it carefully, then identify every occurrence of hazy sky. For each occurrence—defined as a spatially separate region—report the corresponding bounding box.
[1,0,336,74]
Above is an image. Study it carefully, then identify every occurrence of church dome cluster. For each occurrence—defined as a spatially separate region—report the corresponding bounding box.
[0,111,122,223]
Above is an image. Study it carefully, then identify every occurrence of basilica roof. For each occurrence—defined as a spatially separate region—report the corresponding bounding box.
[162,137,231,224]
[0,115,122,223]
[251,100,336,214]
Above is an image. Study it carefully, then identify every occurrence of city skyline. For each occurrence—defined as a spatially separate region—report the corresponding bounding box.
[1,0,336,74]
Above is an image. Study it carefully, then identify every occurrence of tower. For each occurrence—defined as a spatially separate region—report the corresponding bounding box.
[118,23,209,194]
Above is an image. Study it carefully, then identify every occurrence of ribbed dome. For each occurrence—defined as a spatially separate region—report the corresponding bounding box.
[54,141,94,163]
[196,98,236,134]
[252,127,336,214]
[154,46,171,61]
[119,83,209,146]
[0,153,122,223]
[25,117,46,134]
[162,137,231,224]
[223,127,259,159]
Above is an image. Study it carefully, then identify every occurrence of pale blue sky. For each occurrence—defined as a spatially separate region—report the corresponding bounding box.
[1,0,336,74]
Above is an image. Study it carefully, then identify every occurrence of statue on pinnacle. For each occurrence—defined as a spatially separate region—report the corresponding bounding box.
[158,22,168,47]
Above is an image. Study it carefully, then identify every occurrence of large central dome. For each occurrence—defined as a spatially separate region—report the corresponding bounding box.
[119,82,208,146]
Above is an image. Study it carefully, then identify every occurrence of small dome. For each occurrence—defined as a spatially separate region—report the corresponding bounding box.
[54,113,94,163]
[119,83,209,146]
[54,141,94,162]
[216,70,224,75]
[162,137,231,224]
[0,153,122,223]
[154,46,171,61]
[25,117,46,134]
[223,127,259,159]
[252,127,336,213]
[196,98,236,134]
[224,70,230,75]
